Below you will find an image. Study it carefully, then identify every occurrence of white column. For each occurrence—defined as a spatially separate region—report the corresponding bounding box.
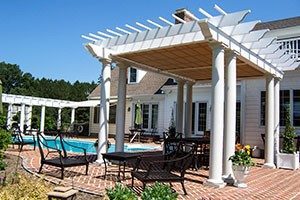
[25,105,32,129]
[274,78,280,165]
[176,79,184,134]
[6,104,13,129]
[97,59,111,163]
[20,104,26,132]
[57,108,62,130]
[40,105,46,134]
[263,75,276,168]
[204,43,226,188]
[223,50,237,183]
[71,107,76,125]
[184,82,193,137]
[115,63,128,152]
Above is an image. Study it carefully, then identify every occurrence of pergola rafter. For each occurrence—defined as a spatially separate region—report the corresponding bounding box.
[82,6,299,77]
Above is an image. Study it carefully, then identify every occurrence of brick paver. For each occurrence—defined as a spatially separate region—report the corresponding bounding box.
[6,147,300,200]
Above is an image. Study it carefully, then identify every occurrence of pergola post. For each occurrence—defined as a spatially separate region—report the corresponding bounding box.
[223,50,237,183]
[274,78,280,165]
[115,63,128,152]
[40,105,46,134]
[176,79,184,134]
[71,107,76,125]
[25,105,32,130]
[96,59,111,163]
[204,43,226,188]
[20,103,26,132]
[263,75,276,169]
[184,81,193,137]
[57,107,62,130]
[7,104,13,129]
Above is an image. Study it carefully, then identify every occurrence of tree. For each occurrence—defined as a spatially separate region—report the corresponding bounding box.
[0,62,97,128]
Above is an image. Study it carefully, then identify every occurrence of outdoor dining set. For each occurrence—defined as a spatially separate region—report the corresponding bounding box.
[10,126,211,195]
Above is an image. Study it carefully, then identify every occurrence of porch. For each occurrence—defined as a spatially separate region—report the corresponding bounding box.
[6,148,300,199]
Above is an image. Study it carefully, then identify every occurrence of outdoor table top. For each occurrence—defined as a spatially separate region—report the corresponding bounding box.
[102,152,141,161]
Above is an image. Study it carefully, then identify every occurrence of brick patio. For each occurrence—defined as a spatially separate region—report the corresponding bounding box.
[6,147,300,200]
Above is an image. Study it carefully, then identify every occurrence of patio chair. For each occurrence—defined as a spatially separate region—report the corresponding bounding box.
[11,126,36,152]
[37,133,89,179]
[131,143,196,195]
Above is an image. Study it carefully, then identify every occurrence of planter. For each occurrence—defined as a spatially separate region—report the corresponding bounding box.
[232,165,250,188]
[276,152,299,170]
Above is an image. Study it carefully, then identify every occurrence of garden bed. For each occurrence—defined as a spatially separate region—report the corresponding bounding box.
[0,152,103,200]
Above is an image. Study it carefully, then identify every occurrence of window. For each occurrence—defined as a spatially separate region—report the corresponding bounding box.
[191,102,207,135]
[93,104,117,124]
[260,91,266,126]
[293,90,300,126]
[142,104,149,129]
[198,103,207,132]
[109,105,117,124]
[93,106,100,124]
[134,103,159,131]
[280,90,290,126]
[236,101,241,134]
[151,104,159,129]
[261,90,290,126]
[129,67,137,83]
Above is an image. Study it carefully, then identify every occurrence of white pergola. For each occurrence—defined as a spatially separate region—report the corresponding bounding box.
[82,5,299,188]
[2,93,99,132]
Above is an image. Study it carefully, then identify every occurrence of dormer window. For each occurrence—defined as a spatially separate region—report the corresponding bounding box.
[129,67,137,83]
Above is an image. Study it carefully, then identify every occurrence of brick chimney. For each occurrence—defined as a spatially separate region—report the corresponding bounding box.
[174,8,195,24]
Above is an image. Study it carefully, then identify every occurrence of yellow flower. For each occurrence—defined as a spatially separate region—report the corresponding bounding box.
[244,144,251,155]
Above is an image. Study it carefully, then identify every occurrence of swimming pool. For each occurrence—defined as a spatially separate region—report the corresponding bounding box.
[23,136,157,154]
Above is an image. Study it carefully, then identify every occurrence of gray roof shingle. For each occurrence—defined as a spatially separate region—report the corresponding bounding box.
[254,16,300,30]
[88,68,169,99]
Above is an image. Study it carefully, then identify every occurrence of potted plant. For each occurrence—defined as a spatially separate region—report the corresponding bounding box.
[276,106,299,170]
[229,144,254,188]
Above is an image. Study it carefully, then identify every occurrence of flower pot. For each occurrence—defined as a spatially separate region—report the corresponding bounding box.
[232,165,250,188]
[276,152,299,170]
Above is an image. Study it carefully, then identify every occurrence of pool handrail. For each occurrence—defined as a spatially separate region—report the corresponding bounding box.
[59,134,87,158]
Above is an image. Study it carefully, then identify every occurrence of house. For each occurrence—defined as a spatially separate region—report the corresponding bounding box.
[88,12,300,150]
[84,6,299,187]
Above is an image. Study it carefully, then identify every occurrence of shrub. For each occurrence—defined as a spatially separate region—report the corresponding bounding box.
[106,183,137,200]
[0,128,11,170]
[282,106,297,153]
[0,173,52,200]
[141,182,178,200]
[0,128,11,151]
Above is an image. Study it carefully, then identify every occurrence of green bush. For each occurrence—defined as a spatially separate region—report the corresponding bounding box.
[106,183,137,200]
[141,182,178,200]
[0,129,12,151]
[282,106,297,153]
[0,128,12,170]
[0,153,7,170]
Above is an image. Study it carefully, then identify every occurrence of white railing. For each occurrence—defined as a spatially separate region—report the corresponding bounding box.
[278,37,300,61]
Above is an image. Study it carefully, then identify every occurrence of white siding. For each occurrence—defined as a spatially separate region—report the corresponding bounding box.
[163,84,241,133]
[243,70,300,149]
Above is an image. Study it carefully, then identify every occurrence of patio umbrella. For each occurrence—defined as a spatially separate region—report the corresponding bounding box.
[0,80,3,114]
[135,101,143,129]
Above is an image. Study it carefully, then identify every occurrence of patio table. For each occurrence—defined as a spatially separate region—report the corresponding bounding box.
[102,152,140,181]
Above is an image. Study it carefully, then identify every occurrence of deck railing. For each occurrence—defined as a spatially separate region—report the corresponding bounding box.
[278,37,300,61]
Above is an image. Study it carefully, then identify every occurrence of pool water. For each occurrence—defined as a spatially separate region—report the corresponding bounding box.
[23,136,156,154]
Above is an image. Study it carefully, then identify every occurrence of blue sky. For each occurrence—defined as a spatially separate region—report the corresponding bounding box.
[1,0,299,83]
